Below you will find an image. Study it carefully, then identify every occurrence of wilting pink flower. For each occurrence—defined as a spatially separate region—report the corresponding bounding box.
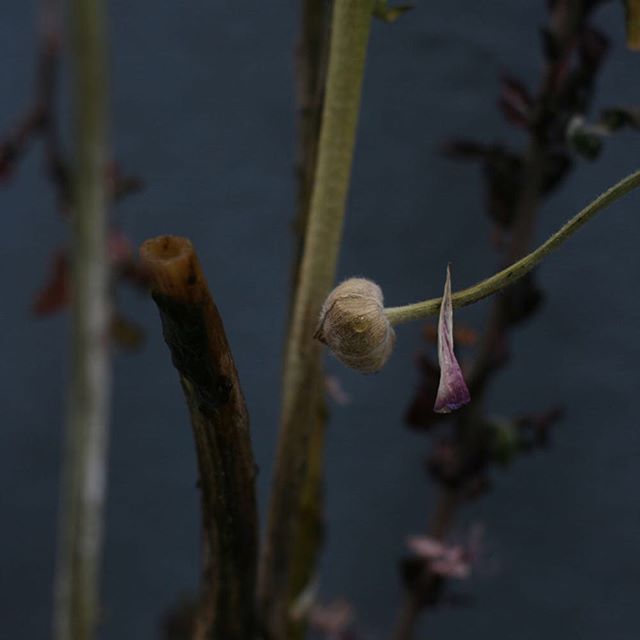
[434,265,471,413]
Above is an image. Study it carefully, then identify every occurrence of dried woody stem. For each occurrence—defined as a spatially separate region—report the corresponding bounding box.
[53,0,111,638]
[260,1,374,638]
[140,236,258,640]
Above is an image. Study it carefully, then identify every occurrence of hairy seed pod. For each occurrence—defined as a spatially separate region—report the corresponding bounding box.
[315,278,396,373]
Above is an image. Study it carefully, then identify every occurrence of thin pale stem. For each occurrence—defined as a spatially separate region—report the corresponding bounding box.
[385,169,640,325]
[259,1,374,638]
[53,0,110,638]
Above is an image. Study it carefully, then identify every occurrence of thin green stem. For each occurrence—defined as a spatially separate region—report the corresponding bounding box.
[385,169,640,325]
[259,1,374,638]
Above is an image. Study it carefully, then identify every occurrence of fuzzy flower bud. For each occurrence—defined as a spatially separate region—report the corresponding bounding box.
[315,278,396,373]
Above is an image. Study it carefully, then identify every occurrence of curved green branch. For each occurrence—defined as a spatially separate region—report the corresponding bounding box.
[385,169,640,325]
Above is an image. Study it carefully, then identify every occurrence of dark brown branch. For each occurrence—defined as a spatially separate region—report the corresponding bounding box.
[140,236,258,640]
[393,2,586,638]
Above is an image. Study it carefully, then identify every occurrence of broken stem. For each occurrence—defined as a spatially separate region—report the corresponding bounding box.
[140,236,258,640]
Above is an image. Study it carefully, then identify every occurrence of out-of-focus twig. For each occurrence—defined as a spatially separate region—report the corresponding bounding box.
[260,2,375,639]
[53,0,111,638]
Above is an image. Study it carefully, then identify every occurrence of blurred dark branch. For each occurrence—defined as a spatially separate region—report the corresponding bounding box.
[392,491,459,640]
[393,2,590,638]
[291,0,331,293]
[471,0,586,389]
[140,236,258,640]
[283,3,331,639]
[0,0,141,207]
[0,0,68,203]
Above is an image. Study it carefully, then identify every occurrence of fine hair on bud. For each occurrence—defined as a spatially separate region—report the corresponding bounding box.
[315,278,396,373]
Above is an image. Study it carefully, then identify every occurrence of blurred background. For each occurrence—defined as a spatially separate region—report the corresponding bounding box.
[1,1,640,638]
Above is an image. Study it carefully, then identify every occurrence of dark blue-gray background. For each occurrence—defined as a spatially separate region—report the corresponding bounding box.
[2,1,639,638]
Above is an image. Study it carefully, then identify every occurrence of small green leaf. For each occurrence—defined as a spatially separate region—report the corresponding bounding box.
[485,420,519,467]
[600,107,640,132]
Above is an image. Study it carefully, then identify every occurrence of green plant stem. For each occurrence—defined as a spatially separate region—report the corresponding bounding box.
[53,1,110,638]
[384,168,640,325]
[259,1,374,638]
[285,3,332,639]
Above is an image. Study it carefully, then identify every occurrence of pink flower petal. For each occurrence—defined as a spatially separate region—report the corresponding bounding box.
[406,535,448,559]
[434,265,471,413]
[431,557,471,580]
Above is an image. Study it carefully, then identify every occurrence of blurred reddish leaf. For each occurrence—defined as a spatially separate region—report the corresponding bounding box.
[106,160,144,202]
[108,227,134,264]
[32,250,69,315]
[498,75,534,128]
